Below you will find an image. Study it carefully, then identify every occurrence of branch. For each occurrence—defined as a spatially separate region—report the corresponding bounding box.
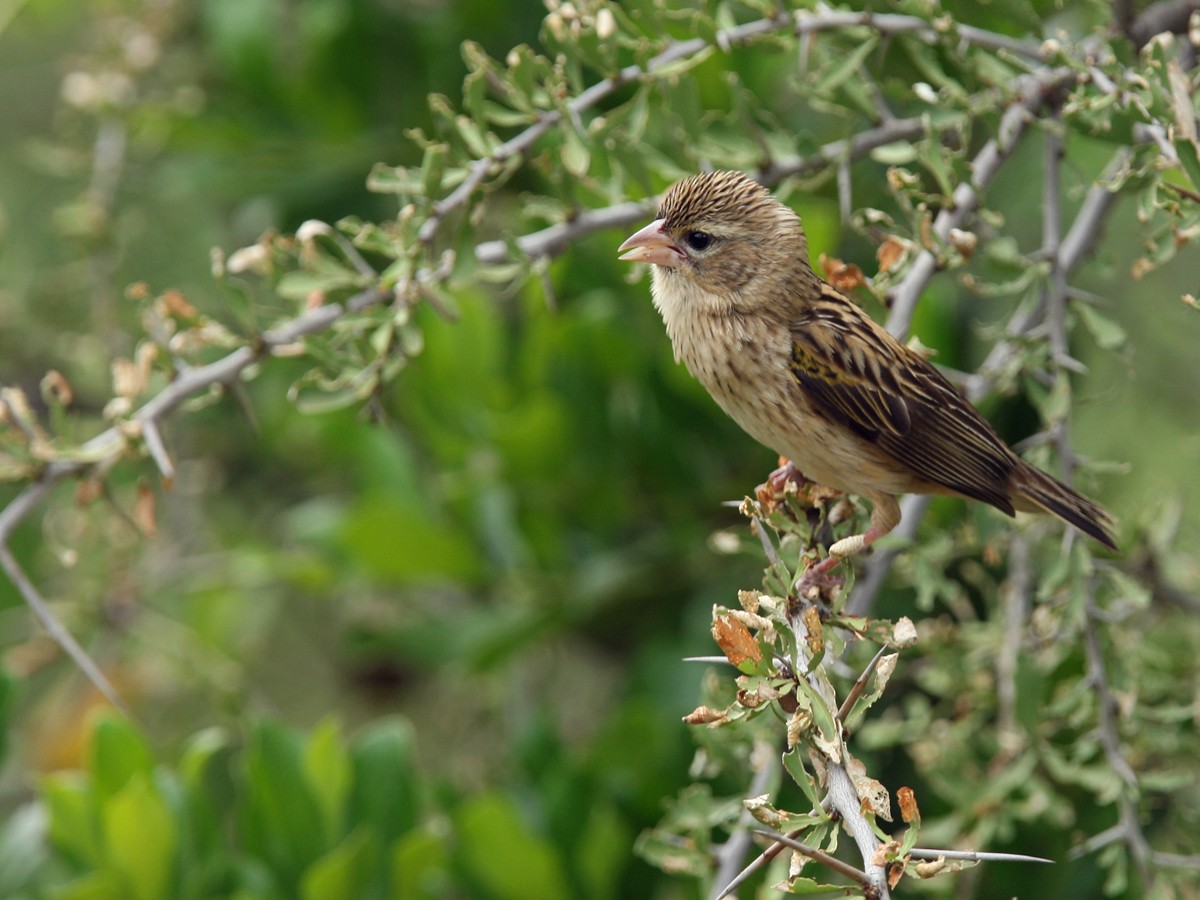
[0,545,126,712]
[709,751,779,900]
[995,535,1032,739]
[750,827,874,889]
[444,6,1044,253]
[1128,0,1200,49]
[0,284,388,699]
[1078,580,1153,885]
[789,606,891,897]
[476,115,932,265]
[885,67,1076,337]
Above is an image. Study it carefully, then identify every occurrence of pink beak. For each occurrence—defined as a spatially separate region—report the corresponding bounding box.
[617,219,684,268]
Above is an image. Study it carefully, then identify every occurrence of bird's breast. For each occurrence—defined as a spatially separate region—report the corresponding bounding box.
[651,276,916,496]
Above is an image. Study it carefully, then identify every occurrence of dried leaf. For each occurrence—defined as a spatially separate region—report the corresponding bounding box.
[948,228,977,259]
[134,481,158,538]
[892,617,918,648]
[914,857,947,878]
[682,705,729,726]
[898,786,920,823]
[887,855,908,889]
[851,764,892,822]
[802,606,823,656]
[40,370,74,407]
[876,234,908,272]
[818,253,866,293]
[712,613,761,667]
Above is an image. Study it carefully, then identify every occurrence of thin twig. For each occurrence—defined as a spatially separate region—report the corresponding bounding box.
[885,67,1076,338]
[1079,581,1153,885]
[141,418,175,488]
[836,646,890,723]
[1128,0,1200,48]
[709,751,780,900]
[996,535,1031,739]
[909,847,1053,864]
[0,545,127,713]
[845,495,930,618]
[749,827,873,888]
[476,115,932,265]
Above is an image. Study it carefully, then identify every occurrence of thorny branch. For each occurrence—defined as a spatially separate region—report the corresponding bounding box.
[1079,581,1154,885]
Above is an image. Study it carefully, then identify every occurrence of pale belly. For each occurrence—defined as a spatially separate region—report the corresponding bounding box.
[675,325,916,497]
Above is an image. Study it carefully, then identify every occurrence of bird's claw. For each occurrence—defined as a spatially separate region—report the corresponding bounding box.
[755,458,808,507]
[793,556,845,604]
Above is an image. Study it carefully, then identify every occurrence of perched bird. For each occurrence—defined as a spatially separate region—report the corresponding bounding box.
[618,170,1115,584]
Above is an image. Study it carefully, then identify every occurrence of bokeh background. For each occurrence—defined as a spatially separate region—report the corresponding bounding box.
[0,0,1197,898]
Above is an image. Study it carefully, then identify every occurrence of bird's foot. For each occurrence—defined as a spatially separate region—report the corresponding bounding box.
[793,555,845,604]
[755,458,808,508]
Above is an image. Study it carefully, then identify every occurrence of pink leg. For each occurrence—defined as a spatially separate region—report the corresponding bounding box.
[795,494,901,598]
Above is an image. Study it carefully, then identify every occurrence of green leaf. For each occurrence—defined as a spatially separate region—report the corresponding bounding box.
[242,721,326,886]
[633,827,711,879]
[782,748,823,810]
[815,35,879,98]
[390,828,448,900]
[561,128,591,178]
[101,774,177,900]
[1174,137,1200,192]
[1074,302,1127,350]
[303,718,351,846]
[792,677,841,762]
[572,802,630,900]
[456,793,571,900]
[47,871,126,900]
[348,718,421,846]
[90,715,155,802]
[777,878,854,897]
[780,874,853,895]
[300,827,378,900]
[43,772,102,868]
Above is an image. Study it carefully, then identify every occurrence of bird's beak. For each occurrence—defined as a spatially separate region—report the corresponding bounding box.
[618,219,683,268]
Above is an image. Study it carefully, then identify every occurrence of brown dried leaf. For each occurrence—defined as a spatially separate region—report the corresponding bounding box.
[887,856,908,889]
[871,839,900,867]
[819,253,866,293]
[75,478,104,507]
[134,481,158,538]
[898,785,920,823]
[876,234,908,272]
[712,613,761,667]
[802,605,823,656]
[40,370,74,407]
[948,228,977,259]
[914,857,947,878]
[851,758,892,822]
[682,705,729,726]
[159,290,198,322]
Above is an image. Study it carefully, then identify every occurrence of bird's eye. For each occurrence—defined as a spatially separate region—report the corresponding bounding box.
[684,230,713,251]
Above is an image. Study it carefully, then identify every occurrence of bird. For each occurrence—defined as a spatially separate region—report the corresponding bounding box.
[617,170,1116,586]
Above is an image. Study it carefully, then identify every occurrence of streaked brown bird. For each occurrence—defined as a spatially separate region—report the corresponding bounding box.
[618,170,1116,584]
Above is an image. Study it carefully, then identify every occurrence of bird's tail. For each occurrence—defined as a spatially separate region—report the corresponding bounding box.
[1010,461,1117,551]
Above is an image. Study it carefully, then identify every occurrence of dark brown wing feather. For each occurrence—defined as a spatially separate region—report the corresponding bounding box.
[789,285,1018,515]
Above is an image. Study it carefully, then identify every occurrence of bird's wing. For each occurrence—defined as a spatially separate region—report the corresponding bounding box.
[789,287,1017,514]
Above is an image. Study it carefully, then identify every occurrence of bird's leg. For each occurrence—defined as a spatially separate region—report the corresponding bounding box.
[756,457,807,503]
[795,494,901,598]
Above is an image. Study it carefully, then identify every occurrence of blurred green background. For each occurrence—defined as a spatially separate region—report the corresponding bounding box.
[0,0,1197,898]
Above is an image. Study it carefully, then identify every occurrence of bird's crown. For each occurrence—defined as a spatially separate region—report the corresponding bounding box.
[657,170,793,233]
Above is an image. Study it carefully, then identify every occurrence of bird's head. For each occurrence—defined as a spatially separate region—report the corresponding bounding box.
[617,170,812,308]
